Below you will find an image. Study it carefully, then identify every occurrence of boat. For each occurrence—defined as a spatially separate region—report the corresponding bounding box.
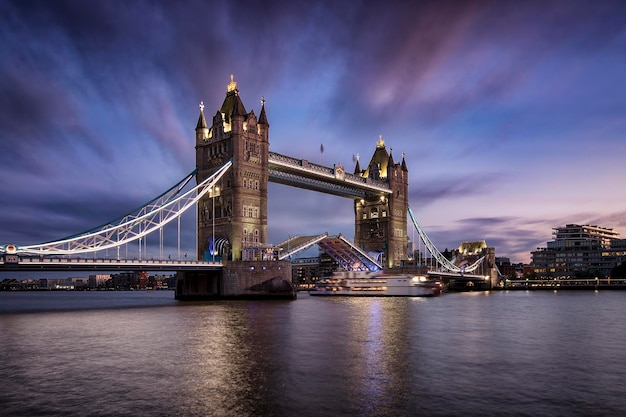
[309,270,441,297]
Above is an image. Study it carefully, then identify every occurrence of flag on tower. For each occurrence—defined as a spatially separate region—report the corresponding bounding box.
[320,143,325,154]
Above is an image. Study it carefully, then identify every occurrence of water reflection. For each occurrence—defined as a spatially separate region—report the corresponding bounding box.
[3,291,626,416]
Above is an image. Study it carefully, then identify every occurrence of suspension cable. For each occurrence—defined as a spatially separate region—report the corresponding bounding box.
[4,161,232,256]
[407,207,486,273]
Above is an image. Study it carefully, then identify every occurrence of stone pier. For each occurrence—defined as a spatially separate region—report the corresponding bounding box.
[175,260,295,300]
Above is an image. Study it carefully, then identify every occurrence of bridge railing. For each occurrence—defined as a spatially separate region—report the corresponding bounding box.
[6,256,222,265]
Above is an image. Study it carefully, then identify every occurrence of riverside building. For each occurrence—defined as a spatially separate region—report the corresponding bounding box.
[531,224,626,278]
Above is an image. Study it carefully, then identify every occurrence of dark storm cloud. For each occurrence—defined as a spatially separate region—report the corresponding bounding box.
[0,0,329,171]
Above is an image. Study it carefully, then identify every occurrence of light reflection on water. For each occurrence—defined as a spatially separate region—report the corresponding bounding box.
[2,290,626,416]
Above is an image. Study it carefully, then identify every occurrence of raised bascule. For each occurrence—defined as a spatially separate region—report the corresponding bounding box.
[0,75,498,298]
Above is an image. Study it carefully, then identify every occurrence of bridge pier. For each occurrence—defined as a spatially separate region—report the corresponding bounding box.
[175,260,295,300]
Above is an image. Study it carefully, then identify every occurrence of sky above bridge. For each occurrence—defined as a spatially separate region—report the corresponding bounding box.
[1,0,625,263]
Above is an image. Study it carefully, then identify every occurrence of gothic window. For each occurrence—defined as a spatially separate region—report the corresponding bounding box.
[243,179,248,189]
[371,208,379,219]
[381,209,387,217]
[243,228,248,242]
[254,229,259,243]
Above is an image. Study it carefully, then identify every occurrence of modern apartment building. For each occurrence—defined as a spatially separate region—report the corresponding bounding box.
[532,224,626,278]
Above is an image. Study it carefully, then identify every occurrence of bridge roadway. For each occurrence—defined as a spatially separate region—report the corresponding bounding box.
[0,257,223,272]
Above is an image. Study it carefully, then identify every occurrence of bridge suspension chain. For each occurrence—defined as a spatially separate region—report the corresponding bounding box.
[5,160,232,256]
[407,207,485,273]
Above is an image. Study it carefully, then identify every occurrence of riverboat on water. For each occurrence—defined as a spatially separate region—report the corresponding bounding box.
[309,270,441,297]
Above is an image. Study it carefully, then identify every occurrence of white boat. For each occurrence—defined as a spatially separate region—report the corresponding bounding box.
[309,270,441,297]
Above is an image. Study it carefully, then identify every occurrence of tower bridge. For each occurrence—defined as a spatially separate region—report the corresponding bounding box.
[1,75,498,298]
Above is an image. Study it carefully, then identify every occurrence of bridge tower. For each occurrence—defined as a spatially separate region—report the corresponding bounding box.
[353,136,409,269]
[195,75,269,261]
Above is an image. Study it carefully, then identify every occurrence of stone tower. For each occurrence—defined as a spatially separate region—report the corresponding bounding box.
[195,75,269,261]
[353,136,409,269]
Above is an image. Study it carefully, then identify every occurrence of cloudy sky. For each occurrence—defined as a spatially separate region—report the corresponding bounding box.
[1,0,625,263]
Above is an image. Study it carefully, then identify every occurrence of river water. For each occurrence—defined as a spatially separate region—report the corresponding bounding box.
[1,290,626,416]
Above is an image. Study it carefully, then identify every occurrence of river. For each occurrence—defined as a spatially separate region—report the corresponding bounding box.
[1,290,625,416]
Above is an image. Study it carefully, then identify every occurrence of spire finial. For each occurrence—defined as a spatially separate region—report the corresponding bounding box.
[261,96,265,106]
[377,135,385,148]
[199,101,205,112]
[227,74,238,92]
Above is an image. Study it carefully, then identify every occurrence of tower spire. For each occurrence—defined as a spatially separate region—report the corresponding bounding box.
[196,101,207,130]
[258,96,269,126]
[353,153,361,175]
